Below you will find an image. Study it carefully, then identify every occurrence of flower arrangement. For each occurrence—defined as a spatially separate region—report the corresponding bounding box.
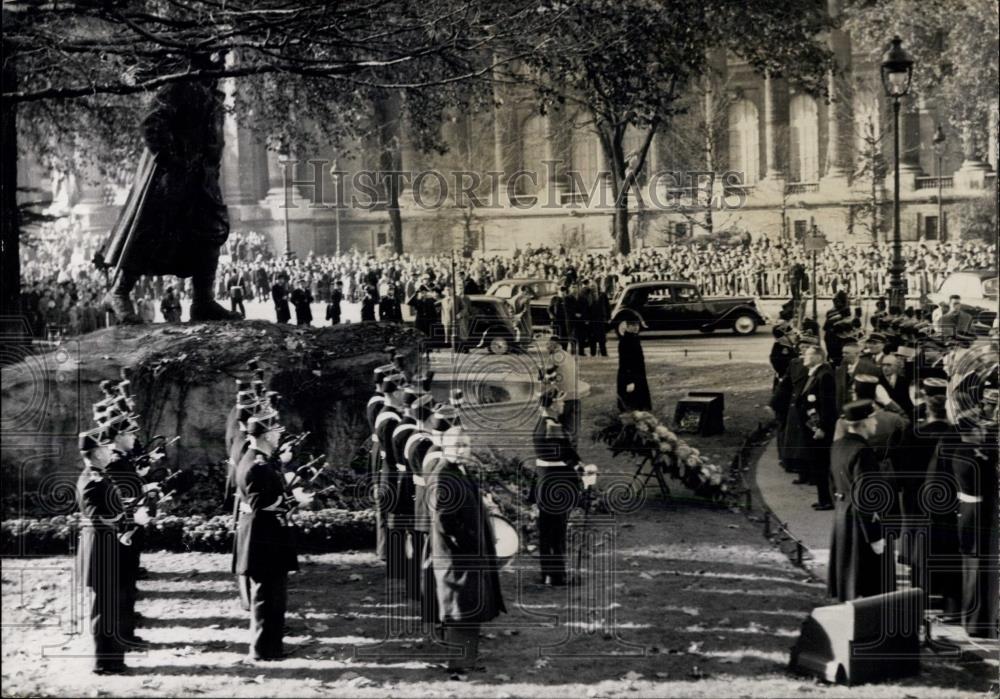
[591,410,733,500]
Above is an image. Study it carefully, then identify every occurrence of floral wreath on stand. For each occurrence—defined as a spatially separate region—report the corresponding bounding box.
[591,410,734,501]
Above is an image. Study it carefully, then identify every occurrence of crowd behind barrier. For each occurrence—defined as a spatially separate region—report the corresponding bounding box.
[17,216,997,339]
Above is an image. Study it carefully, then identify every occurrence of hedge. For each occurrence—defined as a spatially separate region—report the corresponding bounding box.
[1,508,375,556]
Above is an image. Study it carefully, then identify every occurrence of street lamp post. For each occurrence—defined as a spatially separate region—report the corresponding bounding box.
[932,125,947,241]
[881,35,914,313]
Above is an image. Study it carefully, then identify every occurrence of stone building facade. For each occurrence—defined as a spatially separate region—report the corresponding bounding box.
[23,8,999,258]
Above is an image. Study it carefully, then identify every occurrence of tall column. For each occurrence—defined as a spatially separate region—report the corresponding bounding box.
[544,110,569,205]
[822,1,852,190]
[892,102,922,191]
[491,63,510,206]
[761,71,788,195]
[219,78,263,206]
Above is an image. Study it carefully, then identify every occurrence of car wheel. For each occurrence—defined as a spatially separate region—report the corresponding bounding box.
[488,336,510,355]
[732,314,757,336]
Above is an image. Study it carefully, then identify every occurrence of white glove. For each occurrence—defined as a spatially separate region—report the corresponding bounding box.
[626,383,635,393]
[279,449,293,464]
[136,465,151,478]
[870,539,885,555]
[133,507,151,526]
[284,472,296,485]
[142,482,160,493]
[291,487,314,508]
[149,449,165,462]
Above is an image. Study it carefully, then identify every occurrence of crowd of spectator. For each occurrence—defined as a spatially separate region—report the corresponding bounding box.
[17,217,997,342]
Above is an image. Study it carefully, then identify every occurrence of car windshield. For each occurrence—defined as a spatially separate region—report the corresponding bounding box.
[982,277,998,297]
[530,281,558,297]
[472,300,510,319]
[937,273,988,299]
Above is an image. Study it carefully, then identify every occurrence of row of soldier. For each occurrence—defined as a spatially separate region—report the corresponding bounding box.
[76,376,185,674]
[769,311,998,639]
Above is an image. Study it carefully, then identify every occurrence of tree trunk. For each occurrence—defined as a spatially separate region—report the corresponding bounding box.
[1,27,22,344]
[374,92,403,254]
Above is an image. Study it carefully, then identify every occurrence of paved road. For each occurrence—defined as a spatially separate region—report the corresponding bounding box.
[164,297,777,364]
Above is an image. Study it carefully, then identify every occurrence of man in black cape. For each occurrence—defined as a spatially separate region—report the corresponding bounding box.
[96,52,241,323]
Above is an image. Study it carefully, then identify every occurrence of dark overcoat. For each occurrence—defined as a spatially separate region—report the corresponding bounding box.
[617,332,652,412]
[426,457,506,624]
[828,433,892,602]
[953,441,999,638]
[98,82,229,277]
[233,448,298,577]
[77,469,124,589]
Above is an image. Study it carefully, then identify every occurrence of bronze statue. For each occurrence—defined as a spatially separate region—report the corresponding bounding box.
[96,53,241,323]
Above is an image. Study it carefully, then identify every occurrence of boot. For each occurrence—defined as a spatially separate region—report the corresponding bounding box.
[103,272,142,324]
[189,249,243,322]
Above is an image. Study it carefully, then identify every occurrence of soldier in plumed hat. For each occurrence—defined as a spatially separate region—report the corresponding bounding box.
[233,413,299,662]
[76,427,129,674]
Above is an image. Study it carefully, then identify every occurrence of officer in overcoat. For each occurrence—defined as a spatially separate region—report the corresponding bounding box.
[533,387,582,586]
[427,425,506,672]
[77,428,128,674]
[97,53,240,324]
[234,414,299,661]
[828,400,892,602]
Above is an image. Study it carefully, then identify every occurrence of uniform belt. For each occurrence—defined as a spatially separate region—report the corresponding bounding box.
[412,475,427,486]
[536,459,566,467]
[957,492,983,504]
[239,502,284,515]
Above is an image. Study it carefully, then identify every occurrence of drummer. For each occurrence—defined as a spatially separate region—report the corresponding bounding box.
[532,386,582,586]
[426,424,506,674]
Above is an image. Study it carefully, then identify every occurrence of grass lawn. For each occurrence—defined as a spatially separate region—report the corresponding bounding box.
[2,352,994,697]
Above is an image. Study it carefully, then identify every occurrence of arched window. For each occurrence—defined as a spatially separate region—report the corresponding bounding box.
[727,100,760,184]
[790,94,819,182]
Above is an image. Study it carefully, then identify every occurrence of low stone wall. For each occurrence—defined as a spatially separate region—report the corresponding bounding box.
[1,321,420,505]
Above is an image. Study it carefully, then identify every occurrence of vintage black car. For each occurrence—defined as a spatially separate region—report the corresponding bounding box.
[925,269,998,333]
[459,295,531,354]
[609,281,768,335]
[485,278,558,329]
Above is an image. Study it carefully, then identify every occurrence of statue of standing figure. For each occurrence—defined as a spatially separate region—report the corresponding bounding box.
[95,52,241,323]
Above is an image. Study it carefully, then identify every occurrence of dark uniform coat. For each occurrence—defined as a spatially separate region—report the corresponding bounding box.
[770,358,809,463]
[78,469,125,589]
[426,456,506,624]
[233,448,298,577]
[828,433,891,602]
[617,332,652,412]
[272,283,291,324]
[77,467,127,669]
[98,82,229,277]
[953,440,999,638]
[375,407,404,576]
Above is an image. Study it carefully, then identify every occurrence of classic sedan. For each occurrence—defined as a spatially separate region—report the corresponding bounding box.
[485,278,558,329]
[609,280,768,335]
[925,269,998,333]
